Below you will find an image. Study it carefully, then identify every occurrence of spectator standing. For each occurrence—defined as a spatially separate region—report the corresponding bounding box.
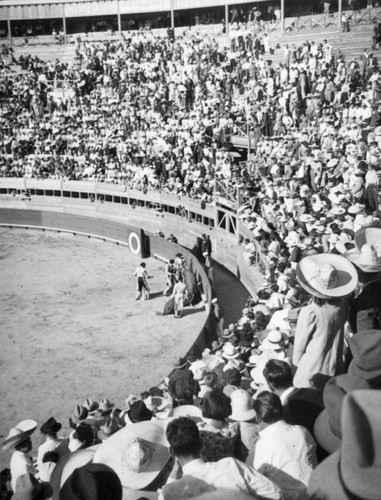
[133,262,150,301]
[253,391,317,500]
[292,254,358,388]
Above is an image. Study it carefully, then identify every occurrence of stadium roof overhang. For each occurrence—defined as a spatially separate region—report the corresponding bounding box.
[0,0,270,8]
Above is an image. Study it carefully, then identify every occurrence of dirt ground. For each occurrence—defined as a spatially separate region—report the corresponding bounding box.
[0,228,209,469]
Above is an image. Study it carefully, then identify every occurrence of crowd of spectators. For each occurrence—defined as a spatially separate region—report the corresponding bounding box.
[0,24,379,207]
[1,16,381,500]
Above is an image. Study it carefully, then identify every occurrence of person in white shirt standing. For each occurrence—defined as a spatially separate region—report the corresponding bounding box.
[133,262,150,300]
[253,391,317,500]
[36,417,68,475]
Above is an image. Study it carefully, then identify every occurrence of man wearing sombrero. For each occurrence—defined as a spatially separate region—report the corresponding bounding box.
[2,419,37,493]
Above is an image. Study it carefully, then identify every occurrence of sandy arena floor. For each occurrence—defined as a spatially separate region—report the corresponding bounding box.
[0,228,208,469]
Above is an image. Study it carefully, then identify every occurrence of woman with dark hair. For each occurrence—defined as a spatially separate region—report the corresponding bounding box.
[253,391,317,500]
[197,390,241,462]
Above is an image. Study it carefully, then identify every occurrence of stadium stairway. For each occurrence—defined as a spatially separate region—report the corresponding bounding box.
[266,24,379,63]
[12,43,77,63]
[9,22,381,66]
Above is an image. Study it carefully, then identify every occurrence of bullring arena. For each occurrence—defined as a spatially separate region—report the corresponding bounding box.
[1,0,381,498]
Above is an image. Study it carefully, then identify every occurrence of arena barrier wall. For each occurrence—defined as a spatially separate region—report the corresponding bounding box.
[0,178,263,297]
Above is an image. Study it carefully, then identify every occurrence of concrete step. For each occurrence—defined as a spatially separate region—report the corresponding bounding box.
[12,44,76,63]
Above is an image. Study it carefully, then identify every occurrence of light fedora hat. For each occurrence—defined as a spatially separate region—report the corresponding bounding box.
[259,329,286,352]
[345,227,381,273]
[230,389,256,422]
[222,343,240,359]
[169,404,202,421]
[2,420,37,450]
[308,390,381,500]
[93,421,170,490]
[296,253,358,299]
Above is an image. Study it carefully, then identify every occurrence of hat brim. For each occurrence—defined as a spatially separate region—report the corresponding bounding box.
[345,252,381,273]
[2,420,37,450]
[2,430,34,451]
[347,357,381,380]
[223,352,240,359]
[50,446,99,500]
[308,451,349,500]
[93,422,171,490]
[169,405,203,420]
[296,254,358,299]
[355,226,381,248]
[313,410,341,454]
[230,408,257,422]
[122,488,158,499]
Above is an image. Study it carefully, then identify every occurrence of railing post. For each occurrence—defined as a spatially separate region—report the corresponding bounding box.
[62,3,67,44]
[7,18,12,46]
[117,0,122,38]
[281,0,284,33]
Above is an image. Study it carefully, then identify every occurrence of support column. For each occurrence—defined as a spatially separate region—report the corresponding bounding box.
[117,0,122,38]
[281,0,284,33]
[170,0,175,29]
[338,0,342,29]
[7,18,12,46]
[225,4,229,36]
[62,3,67,44]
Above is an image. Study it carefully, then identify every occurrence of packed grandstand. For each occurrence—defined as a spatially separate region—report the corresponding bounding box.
[1,2,381,499]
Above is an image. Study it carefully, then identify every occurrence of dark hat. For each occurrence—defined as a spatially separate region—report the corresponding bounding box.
[12,474,52,500]
[348,330,381,380]
[40,417,62,436]
[59,463,122,500]
[308,390,381,500]
[127,400,153,423]
[73,423,94,445]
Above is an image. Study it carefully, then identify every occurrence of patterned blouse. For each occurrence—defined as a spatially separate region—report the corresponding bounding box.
[197,419,240,462]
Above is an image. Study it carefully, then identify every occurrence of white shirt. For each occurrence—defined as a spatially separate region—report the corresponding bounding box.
[254,420,317,500]
[36,436,67,473]
[10,450,36,492]
[161,457,283,499]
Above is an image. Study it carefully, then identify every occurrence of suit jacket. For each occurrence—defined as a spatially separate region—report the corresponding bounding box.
[168,368,197,404]
[292,300,349,388]
[349,279,381,333]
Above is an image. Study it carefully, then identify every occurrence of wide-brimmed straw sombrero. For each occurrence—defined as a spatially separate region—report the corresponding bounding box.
[345,227,381,273]
[296,253,358,299]
[2,420,37,450]
[93,421,170,490]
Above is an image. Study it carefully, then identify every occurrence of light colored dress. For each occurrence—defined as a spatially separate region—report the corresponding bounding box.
[173,281,187,317]
[292,300,349,388]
